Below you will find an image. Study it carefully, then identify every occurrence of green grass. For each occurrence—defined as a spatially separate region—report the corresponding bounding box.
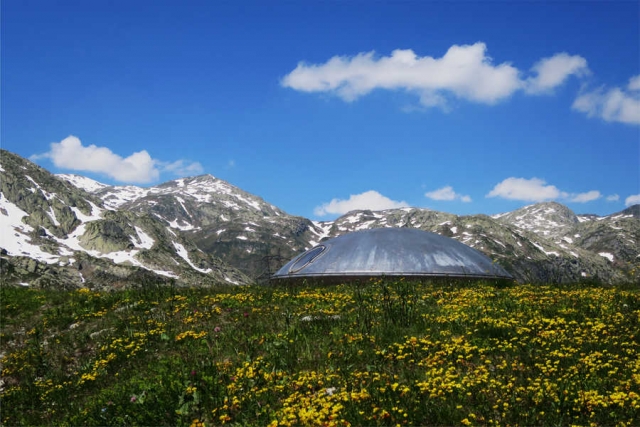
[1,280,639,426]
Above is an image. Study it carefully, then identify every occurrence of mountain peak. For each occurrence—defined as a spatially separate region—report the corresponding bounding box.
[3,150,638,286]
[57,174,111,193]
[160,174,218,188]
[492,201,578,237]
[613,204,640,218]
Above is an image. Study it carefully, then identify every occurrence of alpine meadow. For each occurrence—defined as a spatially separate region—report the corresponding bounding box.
[2,1,640,426]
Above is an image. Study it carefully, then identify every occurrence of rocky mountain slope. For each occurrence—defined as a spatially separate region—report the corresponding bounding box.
[492,202,639,278]
[62,168,638,284]
[58,173,326,281]
[2,149,638,287]
[312,206,635,284]
[0,150,250,289]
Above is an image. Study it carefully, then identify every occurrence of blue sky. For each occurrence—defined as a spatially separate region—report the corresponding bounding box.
[2,0,639,219]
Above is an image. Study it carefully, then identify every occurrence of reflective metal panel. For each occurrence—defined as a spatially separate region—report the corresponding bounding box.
[272,228,512,280]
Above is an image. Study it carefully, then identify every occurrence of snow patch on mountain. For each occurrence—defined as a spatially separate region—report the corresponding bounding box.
[0,196,58,263]
[47,206,60,226]
[173,242,211,274]
[356,220,376,230]
[80,203,106,221]
[1,186,181,278]
[309,221,333,246]
[168,219,199,231]
[133,227,155,249]
[103,187,151,208]
[599,252,614,262]
[531,242,559,257]
[58,174,110,193]
[175,196,191,217]
[609,214,633,220]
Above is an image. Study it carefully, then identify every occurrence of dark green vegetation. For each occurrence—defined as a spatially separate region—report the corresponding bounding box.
[2,280,639,426]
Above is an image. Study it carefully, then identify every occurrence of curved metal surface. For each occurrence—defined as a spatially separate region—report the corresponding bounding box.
[272,228,512,280]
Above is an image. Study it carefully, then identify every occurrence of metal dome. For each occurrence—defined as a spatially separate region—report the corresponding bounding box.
[272,228,513,282]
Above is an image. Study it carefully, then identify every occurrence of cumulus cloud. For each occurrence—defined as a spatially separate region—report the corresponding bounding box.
[425,186,471,202]
[568,190,601,203]
[487,177,565,202]
[487,177,601,204]
[161,159,204,176]
[314,190,408,216]
[282,42,587,108]
[31,135,203,184]
[626,194,640,206]
[525,53,589,94]
[572,75,640,125]
[606,194,620,202]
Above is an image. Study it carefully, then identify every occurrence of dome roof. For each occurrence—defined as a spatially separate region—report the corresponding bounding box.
[272,228,512,281]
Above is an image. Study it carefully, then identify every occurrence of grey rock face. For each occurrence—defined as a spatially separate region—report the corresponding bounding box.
[310,208,630,284]
[68,163,638,284]
[3,149,638,286]
[492,202,578,238]
[63,172,319,280]
[493,203,639,283]
[1,150,251,289]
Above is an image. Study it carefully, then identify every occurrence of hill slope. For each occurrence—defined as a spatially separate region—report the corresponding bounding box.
[0,150,249,289]
[2,149,638,286]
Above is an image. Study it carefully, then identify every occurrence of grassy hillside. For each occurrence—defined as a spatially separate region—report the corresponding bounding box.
[1,280,639,426]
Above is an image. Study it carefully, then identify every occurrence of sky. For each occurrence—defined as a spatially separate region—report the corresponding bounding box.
[2,0,639,220]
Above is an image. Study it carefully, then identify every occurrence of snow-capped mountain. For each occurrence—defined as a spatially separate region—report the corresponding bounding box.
[2,149,638,287]
[56,166,639,284]
[57,172,329,281]
[491,202,578,238]
[1,150,249,288]
[308,206,637,283]
[58,173,286,216]
[492,201,639,272]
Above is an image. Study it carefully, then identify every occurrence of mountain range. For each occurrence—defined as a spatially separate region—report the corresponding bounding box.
[1,149,638,288]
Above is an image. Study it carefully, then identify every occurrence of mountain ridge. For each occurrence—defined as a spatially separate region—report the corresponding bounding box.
[56,170,640,284]
[1,150,250,289]
[2,149,638,287]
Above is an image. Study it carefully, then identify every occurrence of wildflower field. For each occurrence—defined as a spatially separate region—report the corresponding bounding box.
[1,280,639,426]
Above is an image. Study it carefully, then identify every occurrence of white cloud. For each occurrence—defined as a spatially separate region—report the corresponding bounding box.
[425,186,471,202]
[572,75,640,125]
[487,177,603,204]
[282,42,587,108]
[31,135,202,184]
[487,177,565,202]
[569,190,601,203]
[626,194,640,206]
[160,159,204,176]
[283,43,521,107]
[525,53,589,94]
[606,194,620,202]
[314,190,408,216]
